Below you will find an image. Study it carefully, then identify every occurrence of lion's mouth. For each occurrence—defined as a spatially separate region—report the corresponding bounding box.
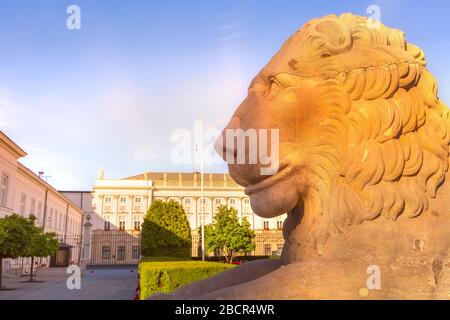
[244,162,292,195]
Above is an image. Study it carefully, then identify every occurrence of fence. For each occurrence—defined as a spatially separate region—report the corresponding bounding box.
[88,229,284,266]
[7,234,83,275]
[191,229,284,258]
[50,234,83,267]
[90,230,141,266]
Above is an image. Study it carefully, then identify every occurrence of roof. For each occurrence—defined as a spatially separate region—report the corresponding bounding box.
[123,172,241,188]
[0,130,84,217]
[17,163,85,216]
[0,131,27,158]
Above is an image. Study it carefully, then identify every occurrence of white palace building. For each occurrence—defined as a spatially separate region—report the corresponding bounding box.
[88,171,286,232]
[64,171,287,258]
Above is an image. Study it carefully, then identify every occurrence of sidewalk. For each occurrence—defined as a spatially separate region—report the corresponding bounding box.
[0,267,138,300]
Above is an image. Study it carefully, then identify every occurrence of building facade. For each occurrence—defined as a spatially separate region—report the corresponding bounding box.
[0,131,85,272]
[91,172,287,233]
[68,172,286,262]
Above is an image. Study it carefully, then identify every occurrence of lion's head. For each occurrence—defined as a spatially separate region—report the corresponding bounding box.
[215,13,450,261]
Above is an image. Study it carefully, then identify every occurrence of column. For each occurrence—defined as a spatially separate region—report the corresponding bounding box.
[128,195,134,231]
[113,195,119,230]
[240,197,245,224]
[194,196,199,229]
[252,211,256,230]
[212,197,217,217]
[80,215,92,269]
[144,195,150,212]
[210,197,214,224]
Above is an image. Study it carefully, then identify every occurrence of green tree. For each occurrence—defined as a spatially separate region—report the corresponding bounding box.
[0,214,34,290]
[141,200,192,258]
[0,224,5,248]
[24,227,59,282]
[204,206,256,264]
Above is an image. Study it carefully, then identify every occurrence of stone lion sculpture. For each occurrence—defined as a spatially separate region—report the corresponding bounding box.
[153,13,450,300]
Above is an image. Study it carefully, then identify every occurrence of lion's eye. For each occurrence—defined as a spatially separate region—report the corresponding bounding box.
[266,77,284,98]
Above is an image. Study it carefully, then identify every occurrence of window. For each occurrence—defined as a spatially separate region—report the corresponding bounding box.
[117,246,126,260]
[263,221,270,230]
[102,246,111,259]
[264,244,272,256]
[57,213,61,230]
[134,220,141,231]
[104,221,111,231]
[215,199,221,204]
[37,201,42,223]
[135,197,141,203]
[0,174,8,207]
[55,211,59,230]
[120,197,127,203]
[201,198,206,204]
[60,212,65,230]
[229,199,236,205]
[277,244,284,253]
[277,221,283,230]
[30,198,36,215]
[184,198,191,204]
[20,193,26,215]
[244,198,250,204]
[47,208,52,227]
[132,246,140,259]
[61,213,64,230]
[105,197,112,203]
[119,220,126,231]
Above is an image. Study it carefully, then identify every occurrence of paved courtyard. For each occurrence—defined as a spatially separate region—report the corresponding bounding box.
[0,266,138,300]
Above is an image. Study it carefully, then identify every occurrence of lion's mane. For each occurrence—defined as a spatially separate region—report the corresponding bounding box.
[284,14,450,254]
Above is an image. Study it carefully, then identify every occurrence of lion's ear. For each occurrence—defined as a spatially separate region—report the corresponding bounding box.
[306,18,353,58]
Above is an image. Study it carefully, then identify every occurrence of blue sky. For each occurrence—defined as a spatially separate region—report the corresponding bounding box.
[0,0,449,190]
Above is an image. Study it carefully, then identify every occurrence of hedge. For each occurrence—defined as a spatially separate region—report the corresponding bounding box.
[191,255,275,263]
[139,259,235,299]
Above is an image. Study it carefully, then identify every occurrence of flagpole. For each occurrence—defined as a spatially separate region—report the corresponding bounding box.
[200,121,205,261]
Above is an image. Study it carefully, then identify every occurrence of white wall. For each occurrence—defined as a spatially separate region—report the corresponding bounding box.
[0,139,21,218]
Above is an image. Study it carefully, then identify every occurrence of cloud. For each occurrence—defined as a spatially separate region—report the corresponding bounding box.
[218,32,242,43]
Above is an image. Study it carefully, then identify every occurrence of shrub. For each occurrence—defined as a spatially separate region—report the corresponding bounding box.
[141,200,191,258]
[139,259,234,299]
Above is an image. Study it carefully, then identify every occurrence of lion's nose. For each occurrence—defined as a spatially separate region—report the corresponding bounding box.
[215,116,241,161]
